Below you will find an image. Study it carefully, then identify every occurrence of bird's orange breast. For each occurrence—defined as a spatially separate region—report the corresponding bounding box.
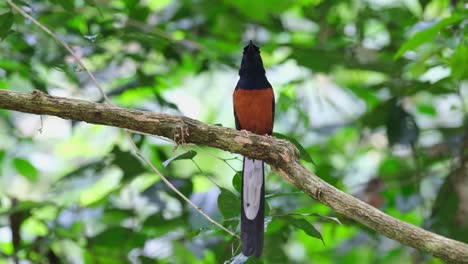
[233,88,274,135]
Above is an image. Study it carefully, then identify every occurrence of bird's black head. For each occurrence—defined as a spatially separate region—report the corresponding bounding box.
[239,41,265,76]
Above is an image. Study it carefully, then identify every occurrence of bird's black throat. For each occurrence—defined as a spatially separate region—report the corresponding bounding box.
[237,41,271,90]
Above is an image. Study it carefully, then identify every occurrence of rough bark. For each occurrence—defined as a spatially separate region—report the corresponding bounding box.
[1,89,467,263]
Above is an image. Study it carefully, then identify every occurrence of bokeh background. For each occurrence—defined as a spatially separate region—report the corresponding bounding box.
[0,0,467,263]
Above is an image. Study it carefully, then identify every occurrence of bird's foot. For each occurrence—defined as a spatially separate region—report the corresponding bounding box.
[240,129,250,136]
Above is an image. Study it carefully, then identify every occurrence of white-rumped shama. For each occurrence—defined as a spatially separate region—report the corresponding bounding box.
[233,41,274,257]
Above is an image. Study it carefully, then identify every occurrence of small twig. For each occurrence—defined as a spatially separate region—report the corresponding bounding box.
[232,241,242,257]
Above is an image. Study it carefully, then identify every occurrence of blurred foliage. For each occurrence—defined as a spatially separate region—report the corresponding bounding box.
[0,0,468,263]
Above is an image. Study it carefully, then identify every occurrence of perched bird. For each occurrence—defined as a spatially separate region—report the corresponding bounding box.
[233,41,275,257]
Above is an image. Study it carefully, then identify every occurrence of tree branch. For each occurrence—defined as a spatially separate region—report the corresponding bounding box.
[1,89,467,263]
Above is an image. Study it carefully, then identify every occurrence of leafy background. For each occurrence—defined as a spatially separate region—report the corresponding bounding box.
[0,0,467,263]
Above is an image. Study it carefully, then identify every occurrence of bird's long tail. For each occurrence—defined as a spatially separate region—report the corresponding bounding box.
[241,157,264,257]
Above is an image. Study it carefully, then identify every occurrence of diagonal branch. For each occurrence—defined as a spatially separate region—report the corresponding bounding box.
[0,89,467,263]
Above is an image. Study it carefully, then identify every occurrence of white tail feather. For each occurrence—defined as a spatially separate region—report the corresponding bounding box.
[243,158,263,220]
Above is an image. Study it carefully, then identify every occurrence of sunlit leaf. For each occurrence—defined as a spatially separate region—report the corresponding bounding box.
[417,104,437,116]
[0,150,5,165]
[379,157,403,176]
[22,217,48,236]
[13,158,38,182]
[79,172,122,206]
[394,15,462,59]
[450,45,468,79]
[0,242,13,256]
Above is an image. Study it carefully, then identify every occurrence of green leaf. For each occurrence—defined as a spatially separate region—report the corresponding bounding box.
[223,218,240,231]
[379,157,402,176]
[101,209,135,227]
[264,232,288,262]
[285,213,342,225]
[55,222,83,240]
[0,200,44,216]
[0,12,14,40]
[417,104,436,116]
[217,188,239,219]
[287,216,324,244]
[90,227,146,248]
[142,214,186,237]
[13,158,38,182]
[49,0,75,11]
[0,150,5,165]
[84,0,96,6]
[138,256,156,264]
[310,213,342,225]
[162,150,197,167]
[450,45,468,79]
[61,160,106,180]
[394,15,462,59]
[124,0,140,10]
[186,228,204,240]
[232,171,242,194]
[12,0,31,7]
[111,146,145,182]
[272,132,314,164]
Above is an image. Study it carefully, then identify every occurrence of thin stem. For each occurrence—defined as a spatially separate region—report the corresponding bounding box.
[190,158,222,188]
[192,145,239,172]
